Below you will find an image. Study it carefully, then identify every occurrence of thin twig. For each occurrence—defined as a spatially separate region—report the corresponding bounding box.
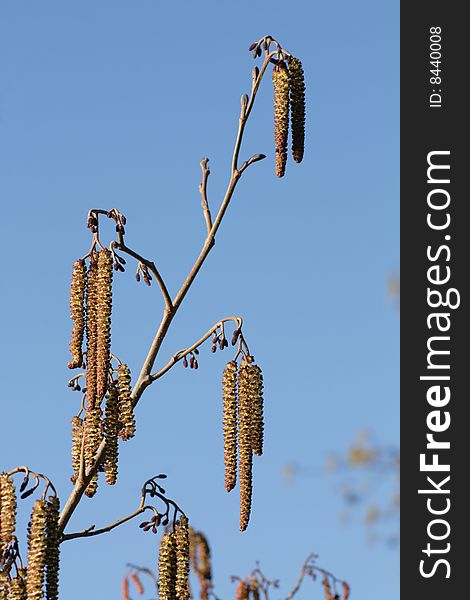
[199,158,213,235]
[61,505,150,542]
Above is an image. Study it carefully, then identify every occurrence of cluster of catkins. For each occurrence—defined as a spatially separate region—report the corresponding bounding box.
[157,516,191,600]
[272,56,306,177]
[0,475,60,600]
[235,577,261,600]
[68,251,136,496]
[222,356,264,531]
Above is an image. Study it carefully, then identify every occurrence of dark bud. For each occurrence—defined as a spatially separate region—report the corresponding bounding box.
[194,360,199,370]
[143,524,153,532]
[157,473,168,479]
[263,40,268,51]
[75,384,81,391]
[117,255,126,264]
[156,485,166,494]
[270,57,280,65]
[67,381,73,387]
[194,348,199,355]
[253,66,259,79]
[231,329,240,345]
[21,488,35,499]
[189,355,195,368]
[114,262,119,271]
[256,46,262,57]
[143,276,151,286]
[222,338,228,349]
[152,525,158,534]
[211,344,217,353]
[155,514,162,525]
[218,339,224,350]
[107,211,113,218]
[121,215,127,225]
[162,517,169,526]
[183,357,188,368]
[139,521,150,528]
[117,263,125,272]
[20,476,29,492]
[135,272,141,282]
[248,42,257,51]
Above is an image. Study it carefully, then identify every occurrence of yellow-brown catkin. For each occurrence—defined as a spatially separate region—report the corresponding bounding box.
[175,516,190,600]
[26,499,48,600]
[70,416,83,484]
[45,497,60,600]
[0,473,17,547]
[68,259,87,369]
[222,361,238,492]
[8,569,27,600]
[272,62,290,178]
[96,248,113,400]
[0,571,10,600]
[249,577,260,600]
[237,360,254,532]
[247,362,264,457]
[235,580,250,600]
[189,529,211,600]
[288,58,306,164]
[83,404,103,469]
[104,386,120,485]
[84,474,99,498]
[85,252,99,409]
[158,531,177,600]
[117,364,136,441]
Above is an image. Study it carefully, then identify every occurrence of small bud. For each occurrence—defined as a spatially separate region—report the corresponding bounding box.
[139,521,150,528]
[183,356,188,368]
[248,42,257,51]
[211,344,217,353]
[121,215,127,225]
[194,360,199,370]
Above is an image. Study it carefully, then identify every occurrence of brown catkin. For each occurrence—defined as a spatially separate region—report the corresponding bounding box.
[8,569,27,600]
[247,363,264,457]
[158,531,177,600]
[70,416,83,484]
[0,571,10,600]
[68,259,87,369]
[117,364,136,441]
[96,248,113,400]
[85,252,99,409]
[288,57,306,163]
[45,497,60,600]
[104,386,120,485]
[175,516,190,600]
[84,474,99,498]
[235,580,250,600]
[83,405,103,471]
[272,62,290,177]
[249,577,260,600]
[188,529,211,600]
[237,360,254,532]
[0,473,17,547]
[222,361,238,492]
[26,499,48,600]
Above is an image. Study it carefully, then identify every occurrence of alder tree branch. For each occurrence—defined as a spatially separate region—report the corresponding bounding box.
[199,157,213,236]
[58,36,283,537]
[61,506,149,542]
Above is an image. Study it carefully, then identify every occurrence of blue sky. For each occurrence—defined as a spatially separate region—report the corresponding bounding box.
[0,2,399,599]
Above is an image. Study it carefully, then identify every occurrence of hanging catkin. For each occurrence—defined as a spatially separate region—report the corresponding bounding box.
[272,62,290,177]
[117,364,135,441]
[0,473,17,547]
[96,248,113,400]
[0,572,10,600]
[288,57,306,163]
[247,362,264,457]
[85,252,99,409]
[26,499,48,600]
[70,416,83,484]
[8,569,27,600]
[158,531,177,600]
[222,361,238,492]
[235,580,250,600]
[68,259,87,369]
[175,516,190,600]
[104,385,120,485]
[237,360,253,532]
[45,496,60,600]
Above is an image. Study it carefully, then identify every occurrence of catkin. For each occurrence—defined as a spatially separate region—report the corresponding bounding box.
[0,473,17,547]
[272,62,290,177]
[85,252,99,409]
[8,569,27,600]
[175,516,190,600]
[70,416,83,484]
[117,364,135,441]
[288,57,306,163]
[83,405,103,470]
[68,260,87,369]
[26,499,48,600]
[222,361,238,492]
[235,580,250,600]
[158,531,177,600]
[189,529,211,600]
[96,249,113,400]
[104,386,120,485]
[237,361,254,532]
[0,571,9,600]
[45,497,60,600]
[247,363,264,457]
[249,578,260,600]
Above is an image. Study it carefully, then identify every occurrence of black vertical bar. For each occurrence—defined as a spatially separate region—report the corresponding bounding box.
[401,3,466,597]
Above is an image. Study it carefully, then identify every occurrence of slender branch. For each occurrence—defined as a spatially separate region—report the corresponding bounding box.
[61,505,150,542]
[115,241,173,311]
[58,38,275,537]
[199,158,213,235]
[150,316,242,381]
